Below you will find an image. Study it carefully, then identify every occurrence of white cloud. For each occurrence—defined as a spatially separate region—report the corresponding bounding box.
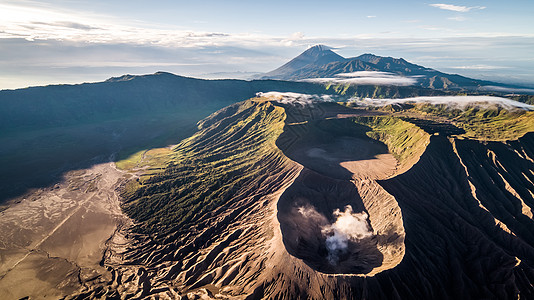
[256,92,335,106]
[349,96,534,110]
[0,3,289,48]
[480,86,534,94]
[336,71,401,78]
[367,15,377,18]
[429,3,486,12]
[302,71,418,86]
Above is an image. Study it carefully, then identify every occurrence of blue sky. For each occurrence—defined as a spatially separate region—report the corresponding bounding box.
[1,0,533,89]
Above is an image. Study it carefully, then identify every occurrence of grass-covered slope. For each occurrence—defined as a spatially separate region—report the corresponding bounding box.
[324,83,447,98]
[120,100,293,234]
[409,104,534,140]
[351,116,430,173]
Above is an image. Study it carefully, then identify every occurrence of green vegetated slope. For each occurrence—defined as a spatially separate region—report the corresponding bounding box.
[324,83,447,98]
[120,99,292,234]
[409,103,534,140]
[511,95,534,105]
[351,116,430,172]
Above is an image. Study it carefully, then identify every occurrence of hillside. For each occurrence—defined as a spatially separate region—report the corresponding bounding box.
[0,73,334,203]
[0,72,330,132]
[0,71,464,204]
[66,96,534,299]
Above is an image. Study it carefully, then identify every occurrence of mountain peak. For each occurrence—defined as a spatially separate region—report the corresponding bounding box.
[298,44,343,61]
[304,44,333,52]
[261,45,345,79]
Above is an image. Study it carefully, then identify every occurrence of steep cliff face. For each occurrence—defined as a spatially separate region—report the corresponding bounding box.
[68,99,534,299]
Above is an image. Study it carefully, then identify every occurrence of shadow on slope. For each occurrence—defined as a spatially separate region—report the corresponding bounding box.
[0,109,210,206]
[0,73,337,205]
[278,120,391,180]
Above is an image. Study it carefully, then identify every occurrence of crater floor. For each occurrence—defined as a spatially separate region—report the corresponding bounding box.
[277,117,404,275]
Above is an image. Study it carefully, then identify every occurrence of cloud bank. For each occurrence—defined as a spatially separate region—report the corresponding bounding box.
[302,71,418,86]
[256,92,336,106]
[479,86,534,94]
[257,93,534,111]
[350,95,534,110]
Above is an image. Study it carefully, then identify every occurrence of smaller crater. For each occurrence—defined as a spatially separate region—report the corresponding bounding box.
[278,170,383,274]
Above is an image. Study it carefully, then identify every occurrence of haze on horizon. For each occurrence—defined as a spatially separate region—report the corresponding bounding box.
[1,0,533,90]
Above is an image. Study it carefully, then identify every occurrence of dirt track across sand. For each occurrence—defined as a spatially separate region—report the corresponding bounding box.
[0,160,132,299]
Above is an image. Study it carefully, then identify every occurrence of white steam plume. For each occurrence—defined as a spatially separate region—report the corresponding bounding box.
[349,95,534,111]
[297,205,326,221]
[321,205,373,265]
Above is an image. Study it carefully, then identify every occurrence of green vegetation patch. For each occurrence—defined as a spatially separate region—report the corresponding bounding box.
[412,104,534,141]
[120,100,292,234]
[324,83,447,98]
[350,117,430,171]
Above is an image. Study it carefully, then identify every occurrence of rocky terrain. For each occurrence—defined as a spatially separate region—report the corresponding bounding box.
[36,94,532,299]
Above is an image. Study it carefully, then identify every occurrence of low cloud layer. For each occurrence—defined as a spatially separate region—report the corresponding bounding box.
[321,205,373,265]
[258,92,534,111]
[256,92,336,106]
[480,86,534,94]
[302,71,418,86]
[350,95,534,110]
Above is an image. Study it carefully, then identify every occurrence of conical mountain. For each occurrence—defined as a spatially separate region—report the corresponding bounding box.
[261,45,346,79]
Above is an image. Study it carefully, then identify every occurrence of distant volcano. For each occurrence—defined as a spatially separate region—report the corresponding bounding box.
[261,45,533,94]
[262,45,346,78]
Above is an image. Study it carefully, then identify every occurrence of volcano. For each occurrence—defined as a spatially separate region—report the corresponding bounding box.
[261,45,534,93]
[53,93,534,299]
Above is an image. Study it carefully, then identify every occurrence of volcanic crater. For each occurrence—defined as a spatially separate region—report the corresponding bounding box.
[276,118,406,275]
